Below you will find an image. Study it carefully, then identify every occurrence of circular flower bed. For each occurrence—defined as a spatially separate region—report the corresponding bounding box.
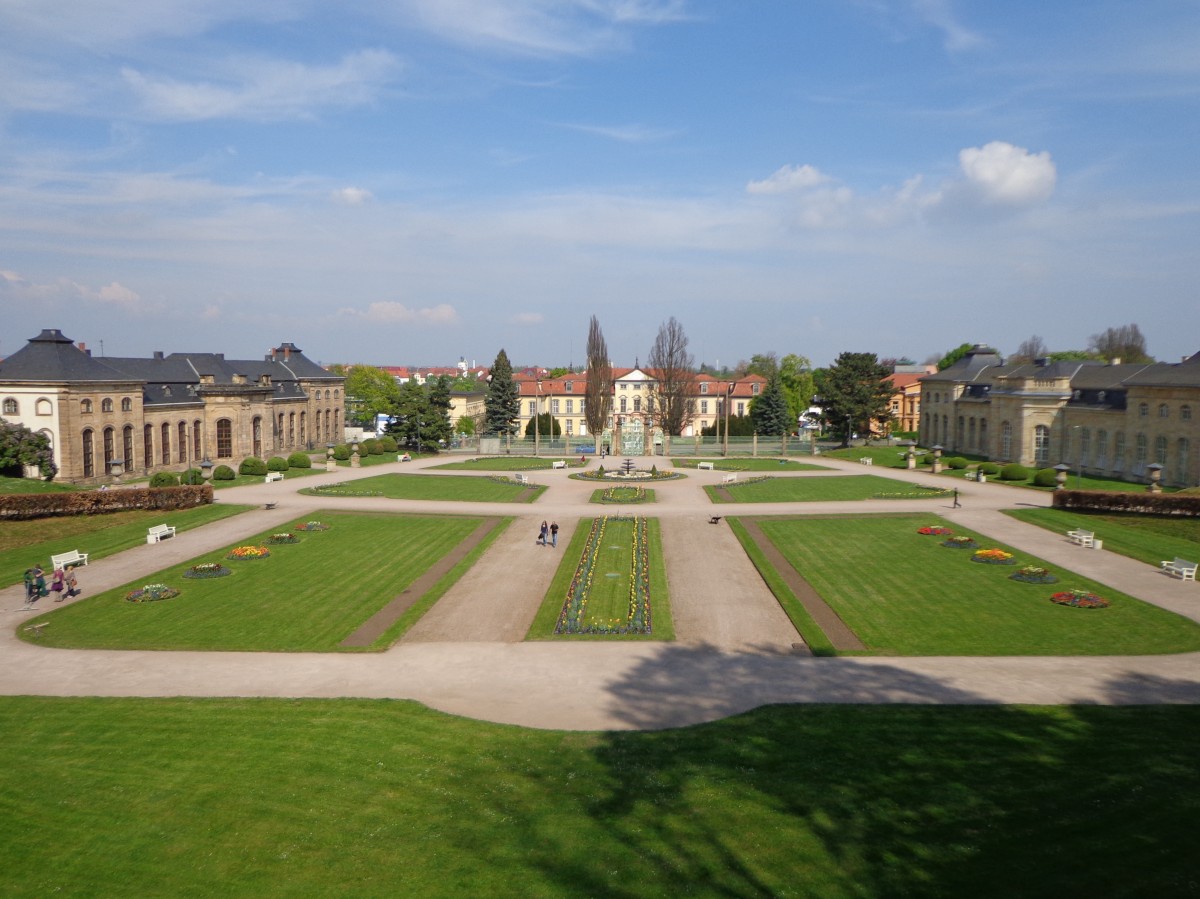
[1050,589,1110,609]
[126,583,180,603]
[1010,565,1057,584]
[266,533,299,545]
[183,562,232,579]
[941,536,978,549]
[227,545,271,561]
[971,548,1015,565]
[294,521,329,532]
[918,526,953,536]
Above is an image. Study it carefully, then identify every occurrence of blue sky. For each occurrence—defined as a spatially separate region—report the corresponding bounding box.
[1,1,1197,369]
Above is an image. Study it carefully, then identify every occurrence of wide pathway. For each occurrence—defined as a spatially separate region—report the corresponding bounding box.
[3,453,1199,731]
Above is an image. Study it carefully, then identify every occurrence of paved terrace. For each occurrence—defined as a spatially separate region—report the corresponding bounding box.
[3,454,1198,731]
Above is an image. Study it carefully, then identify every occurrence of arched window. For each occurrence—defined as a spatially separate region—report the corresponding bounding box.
[1178,438,1191,483]
[121,397,133,412]
[979,419,988,453]
[103,426,115,468]
[102,398,113,413]
[1155,435,1168,466]
[1159,404,1169,418]
[193,420,202,460]
[956,416,965,448]
[1,398,17,415]
[299,411,306,445]
[288,413,295,445]
[216,419,233,459]
[1114,433,1126,470]
[1034,425,1050,464]
[144,424,154,468]
[123,426,133,472]
[1096,430,1108,466]
[1135,433,1147,470]
[252,416,262,458]
[161,422,171,465]
[178,422,187,463]
[36,398,52,416]
[81,399,93,414]
[82,428,95,477]
[968,417,976,449]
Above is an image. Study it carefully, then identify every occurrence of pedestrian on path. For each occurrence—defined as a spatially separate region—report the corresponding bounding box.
[550,522,559,548]
[952,488,961,508]
[23,568,36,607]
[31,565,46,599]
[538,520,548,546]
[64,568,79,600]
[50,567,65,599]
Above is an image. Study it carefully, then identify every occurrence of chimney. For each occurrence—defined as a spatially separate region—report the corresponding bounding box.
[153,351,164,360]
[284,345,291,361]
[77,341,87,354]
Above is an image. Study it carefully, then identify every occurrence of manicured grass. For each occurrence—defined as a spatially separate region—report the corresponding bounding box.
[0,502,255,588]
[25,513,489,651]
[750,514,1200,655]
[1,698,1197,898]
[0,476,87,494]
[527,517,673,640]
[1005,507,1200,569]
[300,473,543,502]
[672,458,830,471]
[589,485,654,504]
[708,475,951,503]
[820,446,917,468]
[210,465,326,488]
[433,456,586,471]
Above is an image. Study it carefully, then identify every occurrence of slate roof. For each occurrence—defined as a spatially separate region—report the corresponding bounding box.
[0,329,133,383]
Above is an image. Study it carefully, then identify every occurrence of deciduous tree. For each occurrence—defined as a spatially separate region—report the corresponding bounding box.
[343,365,401,426]
[646,317,697,436]
[0,418,56,478]
[1088,323,1153,363]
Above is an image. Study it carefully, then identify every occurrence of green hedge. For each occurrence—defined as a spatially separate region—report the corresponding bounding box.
[0,485,213,521]
[238,457,268,476]
[149,471,180,488]
[1000,463,1030,481]
[267,456,290,472]
[1033,467,1059,488]
[287,452,312,469]
[1052,489,1200,516]
[213,465,236,481]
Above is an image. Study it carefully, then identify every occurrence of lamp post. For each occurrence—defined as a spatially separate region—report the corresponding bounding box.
[931,444,944,474]
[326,442,336,472]
[534,380,541,457]
[723,380,732,457]
[200,458,214,481]
[1054,462,1070,490]
[1147,461,1163,493]
[350,437,360,468]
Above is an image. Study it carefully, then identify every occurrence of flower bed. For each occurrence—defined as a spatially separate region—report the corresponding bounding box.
[1050,589,1110,609]
[294,521,329,531]
[266,533,299,545]
[971,548,1015,565]
[182,562,232,579]
[600,485,647,503]
[555,515,652,635]
[941,536,978,549]
[125,583,180,603]
[917,526,953,536]
[1010,565,1057,584]
[227,545,270,561]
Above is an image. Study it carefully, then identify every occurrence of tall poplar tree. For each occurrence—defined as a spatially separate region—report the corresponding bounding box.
[484,349,520,437]
[584,316,613,437]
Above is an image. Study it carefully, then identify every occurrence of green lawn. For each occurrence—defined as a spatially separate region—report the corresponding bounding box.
[0,502,254,588]
[25,513,493,651]
[1005,507,1200,568]
[300,472,543,502]
[527,516,673,640]
[708,475,951,503]
[433,456,586,471]
[672,458,830,471]
[1,698,1197,898]
[746,513,1200,655]
[0,476,87,494]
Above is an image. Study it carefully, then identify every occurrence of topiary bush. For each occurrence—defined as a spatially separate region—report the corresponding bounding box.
[921,453,935,466]
[333,444,351,461]
[1033,467,1060,488]
[238,457,268,476]
[979,461,1001,475]
[180,468,204,485]
[267,456,289,472]
[149,471,180,488]
[999,463,1030,481]
[946,456,969,470]
[378,436,398,453]
[287,452,312,469]
[213,464,236,481]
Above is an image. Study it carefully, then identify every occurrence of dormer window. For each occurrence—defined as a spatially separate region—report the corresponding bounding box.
[700,383,708,394]
[163,386,172,397]
[565,381,574,392]
[1098,391,1106,403]
[752,383,760,395]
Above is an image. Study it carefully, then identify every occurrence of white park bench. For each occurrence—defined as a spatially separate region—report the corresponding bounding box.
[1161,558,1198,581]
[1067,529,1095,547]
[722,473,738,484]
[859,457,873,466]
[146,524,176,544]
[514,473,530,486]
[551,460,567,469]
[265,472,284,482]
[50,549,88,569]
[697,462,714,470]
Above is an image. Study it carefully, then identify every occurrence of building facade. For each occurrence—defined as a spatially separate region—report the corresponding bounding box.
[0,329,345,483]
[918,345,1200,487]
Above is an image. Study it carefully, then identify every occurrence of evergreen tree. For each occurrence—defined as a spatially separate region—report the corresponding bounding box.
[424,375,453,446]
[524,412,561,437]
[751,373,791,436]
[822,352,893,446]
[484,349,520,437]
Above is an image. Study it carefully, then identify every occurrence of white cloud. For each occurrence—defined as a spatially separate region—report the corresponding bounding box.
[746,164,831,195]
[912,0,982,52]
[121,49,401,122]
[0,270,148,310]
[332,187,374,206]
[341,302,461,325]
[513,311,544,324]
[562,122,677,143]
[958,141,1056,205]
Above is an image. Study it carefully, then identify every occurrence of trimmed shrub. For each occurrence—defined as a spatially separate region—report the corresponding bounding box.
[946,456,969,470]
[0,484,213,521]
[149,471,180,488]
[999,463,1030,481]
[267,456,290,472]
[287,452,312,469]
[333,444,351,461]
[378,436,398,453]
[213,464,236,481]
[238,457,268,476]
[180,468,204,485]
[921,453,935,466]
[1033,467,1060,488]
[1053,489,1200,516]
[979,461,1001,475]
[361,438,384,456]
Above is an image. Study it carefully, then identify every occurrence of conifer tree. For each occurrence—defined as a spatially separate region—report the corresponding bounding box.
[484,349,520,437]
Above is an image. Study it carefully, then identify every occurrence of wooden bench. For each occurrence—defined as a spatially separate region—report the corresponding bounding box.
[146,523,176,544]
[551,460,567,469]
[859,457,873,466]
[50,549,88,569]
[722,473,737,484]
[514,473,530,486]
[1161,558,1198,581]
[1067,529,1095,547]
[697,462,714,471]
[265,471,284,482]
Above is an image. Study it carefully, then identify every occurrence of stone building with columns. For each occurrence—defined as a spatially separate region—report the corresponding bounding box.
[918,344,1200,487]
[0,328,344,484]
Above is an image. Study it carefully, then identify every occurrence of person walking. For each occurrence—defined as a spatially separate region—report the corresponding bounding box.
[64,568,79,600]
[31,564,46,599]
[50,567,65,600]
[23,569,36,608]
[538,520,548,546]
[550,522,559,548]
[952,488,961,509]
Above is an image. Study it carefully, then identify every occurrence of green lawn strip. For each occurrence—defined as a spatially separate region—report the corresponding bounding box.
[0,503,255,588]
[432,456,583,471]
[754,513,1200,655]
[26,513,487,652]
[363,517,513,649]
[209,466,326,488]
[589,486,654,504]
[526,516,672,640]
[300,472,543,503]
[671,458,830,472]
[726,516,836,656]
[820,446,917,468]
[707,474,950,504]
[1004,508,1200,569]
[1,698,1197,898]
[0,476,87,495]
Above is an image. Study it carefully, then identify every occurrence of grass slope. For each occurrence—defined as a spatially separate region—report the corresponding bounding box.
[1005,507,1200,568]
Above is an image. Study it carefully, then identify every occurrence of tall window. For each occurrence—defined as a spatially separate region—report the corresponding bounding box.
[123,426,134,472]
[1155,435,1168,466]
[1034,425,1050,464]
[2,398,17,415]
[1139,402,1148,417]
[968,418,976,450]
[82,429,94,477]
[1080,428,1091,465]
[252,416,263,457]
[566,399,573,414]
[1159,404,1169,418]
[1135,433,1147,469]
[193,420,202,460]
[216,419,233,458]
[277,413,285,449]
[162,422,171,465]
[288,413,295,445]
[1096,430,1108,466]
[178,422,187,463]
[298,412,306,446]
[144,424,154,468]
[1178,438,1191,483]
[1183,405,1192,421]
[633,397,640,413]
[81,399,93,414]
[979,419,988,453]
[121,397,133,412]
[103,427,115,468]
[620,397,627,413]
[528,401,536,416]
[1115,433,1126,470]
